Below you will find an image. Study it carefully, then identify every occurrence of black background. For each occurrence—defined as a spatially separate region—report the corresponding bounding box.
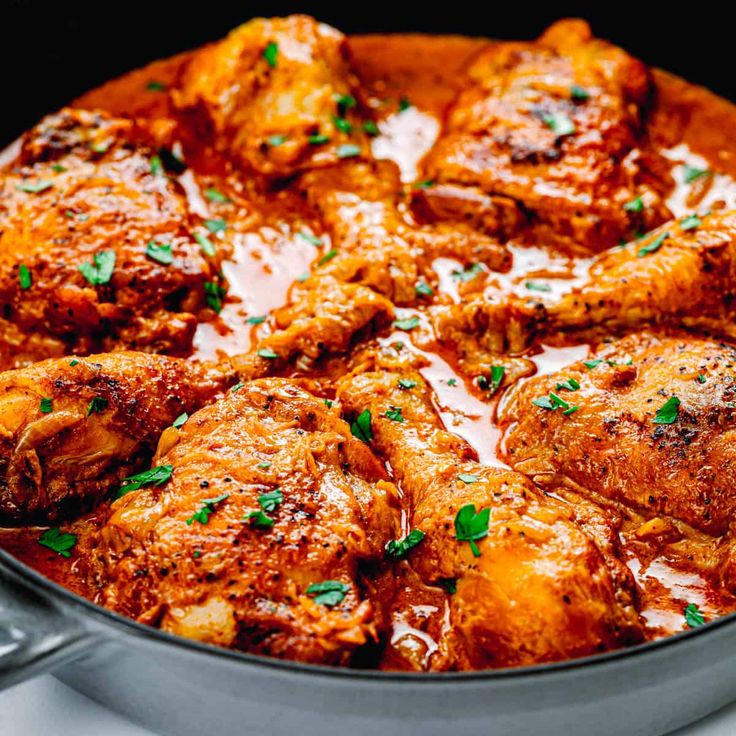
[2,1,734,145]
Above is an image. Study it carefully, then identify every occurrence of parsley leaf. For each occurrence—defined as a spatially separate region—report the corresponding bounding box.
[333,93,356,110]
[146,80,166,91]
[570,84,590,101]
[297,231,323,247]
[452,263,483,282]
[318,248,338,266]
[204,218,227,234]
[268,134,287,147]
[194,231,216,257]
[653,396,680,425]
[525,281,552,292]
[40,397,53,413]
[680,214,702,231]
[637,232,669,258]
[308,133,331,145]
[542,112,575,137]
[146,241,173,265]
[584,359,603,369]
[79,250,116,286]
[257,348,279,359]
[246,510,274,529]
[399,96,411,112]
[263,41,278,68]
[398,378,417,390]
[150,154,163,176]
[204,188,230,204]
[204,282,226,313]
[332,115,352,134]
[555,378,580,392]
[683,165,709,184]
[684,602,706,628]
[457,473,479,484]
[38,528,77,558]
[18,264,32,290]
[350,409,372,443]
[336,144,361,158]
[490,365,505,392]
[186,493,229,525]
[623,196,644,213]
[384,406,404,422]
[118,464,173,497]
[362,120,380,136]
[306,580,349,607]
[454,504,490,557]
[246,315,267,325]
[415,281,434,297]
[172,413,188,428]
[385,529,425,558]
[258,489,284,513]
[86,397,108,416]
[16,180,54,193]
[393,316,420,331]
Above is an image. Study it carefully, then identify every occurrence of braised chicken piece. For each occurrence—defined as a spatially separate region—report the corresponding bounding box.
[175,15,369,177]
[0,352,224,522]
[500,333,736,537]
[541,210,736,341]
[337,368,641,670]
[92,379,398,664]
[0,108,223,368]
[419,19,671,248]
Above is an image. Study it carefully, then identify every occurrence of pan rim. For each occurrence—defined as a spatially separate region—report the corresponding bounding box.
[2,546,734,683]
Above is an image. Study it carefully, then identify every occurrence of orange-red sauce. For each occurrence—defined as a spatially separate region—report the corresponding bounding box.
[3,32,736,648]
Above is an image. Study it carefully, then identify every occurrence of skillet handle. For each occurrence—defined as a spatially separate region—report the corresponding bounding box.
[0,560,96,691]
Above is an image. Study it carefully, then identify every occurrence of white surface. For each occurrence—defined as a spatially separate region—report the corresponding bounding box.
[0,675,735,735]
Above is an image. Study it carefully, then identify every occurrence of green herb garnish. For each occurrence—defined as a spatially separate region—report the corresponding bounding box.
[38,528,77,558]
[653,396,680,425]
[118,464,174,497]
[306,580,349,607]
[385,529,425,559]
[146,241,173,265]
[454,504,490,557]
[350,409,372,443]
[18,264,31,290]
[186,493,229,525]
[79,250,115,286]
[637,232,669,258]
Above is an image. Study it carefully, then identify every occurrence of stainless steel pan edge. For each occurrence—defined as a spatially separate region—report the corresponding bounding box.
[2,549,735,736]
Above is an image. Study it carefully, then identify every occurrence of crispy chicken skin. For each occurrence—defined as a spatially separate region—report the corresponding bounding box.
[175,15,368,177]
[93,379,398,663]
[541,210,736,340]
[500,333,736,536]
[0,352,223,522]
[0,108,223,368]
[337,369,641,670]
[420,19,671,248]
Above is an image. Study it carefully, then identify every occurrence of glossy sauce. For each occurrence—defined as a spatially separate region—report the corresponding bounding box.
[4,31,736,648]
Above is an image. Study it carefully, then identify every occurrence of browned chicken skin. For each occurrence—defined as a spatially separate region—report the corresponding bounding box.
[420,19,672,248]
[0,352,224,521]
[92,379,398,664]
[0,108,224,368]
[2,15,736,672]
[337,368,641,669]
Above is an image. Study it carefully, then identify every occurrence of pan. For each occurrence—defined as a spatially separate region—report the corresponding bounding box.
[1,5,735,735]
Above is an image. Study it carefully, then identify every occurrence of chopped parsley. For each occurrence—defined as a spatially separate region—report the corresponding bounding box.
[258,489,284,512]
[246,314,267,325]
[415,281,434,297]
[204,218,227,234]
[680,214,702,231]
[186,493,229,525]
[245,510,274,529]
[86,397,108,416]
[306,580,349,607]
[172,413,188,428]
[490,365,505,392]
[257,348,279,359]
[69,359,80,367]
[398,378,417,390]
[438,578,457,595]
[336,144,361,158]
[263,41,278,68]
[362,120,380,136]
[454,504,490,557]
[146,241,173,265]
[532,391,578,416]
[350,409,373,443]
[584,359,603,369]
[204,281,226,313]
[146,80,166,91]
[452,263,483,282]
[570,84,590,101]
[683,165,709,184]
[525,281,552,292]
[204,188,230,204]
[308,133,331,145]
[194,231,216,257]
[412,179,435,190]
[446,378,458,387]
[393,316,420,331]
[684,602,706,628]
[38,528,77,558]
[555,378,580,392]
[158,148,186,173]
[623,196,644,213]
[332,115,352,134]
[653,396,680,425]
[542,112,575,137]
[457,473,479,484]
[40,397,53,414]
[297,231,324,247]
[118,464,173,497]
[637,232,669,258]
[18,264,31,290]
[318,248,338,266]
[384,406,404,422]
[268,134,287,147]
[150,154,163,176]
[256,461,272,469]
[51,164,67,173]
[385,529,425,559]
[231,382,244,393]
[333,93,356,110]
[79,250,116,286]
[15,179,54,193]
[399,96,411,112]
[697,374,706,384]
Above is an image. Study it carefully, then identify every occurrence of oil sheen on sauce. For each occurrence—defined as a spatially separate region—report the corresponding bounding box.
[3,32,736,652]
